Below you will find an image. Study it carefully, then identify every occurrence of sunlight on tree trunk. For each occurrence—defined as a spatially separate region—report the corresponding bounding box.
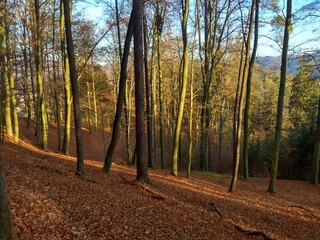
[172,0,189,177]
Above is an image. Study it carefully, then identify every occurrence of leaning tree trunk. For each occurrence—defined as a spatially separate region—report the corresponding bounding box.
[132,0,150,183]
[172,0,189,177]
[103,12,133,173]
[268,0,292,193]
[63,0,85,175]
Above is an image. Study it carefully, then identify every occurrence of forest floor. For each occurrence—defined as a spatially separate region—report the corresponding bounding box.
[1,118,320,240]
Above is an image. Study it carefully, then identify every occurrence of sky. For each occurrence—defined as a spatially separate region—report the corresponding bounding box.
[74,0,320,57]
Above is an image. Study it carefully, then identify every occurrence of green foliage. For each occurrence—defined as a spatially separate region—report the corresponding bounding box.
[286,126,314,180]
[289,57,318,127]
[248,135,273,177]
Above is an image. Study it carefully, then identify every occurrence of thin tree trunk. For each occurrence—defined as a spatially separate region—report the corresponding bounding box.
[229,1,255,192]
[268,0,292,193]
[34,0,48,150]
[243,0,260,180]
[144,6,154,168]
[60,0,72,155]
[172,0,189,177]
[52,0,62,150]
[63,0,85,175]
[4,6,19,143]
[103,12,133,173]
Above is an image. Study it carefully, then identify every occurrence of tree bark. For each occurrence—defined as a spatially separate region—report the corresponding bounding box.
[243,0,260,180]
[172,0,189,177]
[229,0,255,192]
[103,12,133,173]
[268,0,292,193]
[60,0,72,155]
[0,163,17,239]
[34,0,48,150]
[63,0,85,175]
[132,0,150,183]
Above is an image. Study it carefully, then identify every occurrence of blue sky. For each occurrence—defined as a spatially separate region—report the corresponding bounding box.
[75,0,320,57]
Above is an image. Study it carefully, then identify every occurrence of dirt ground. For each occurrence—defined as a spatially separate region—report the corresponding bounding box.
[1,118,320,239]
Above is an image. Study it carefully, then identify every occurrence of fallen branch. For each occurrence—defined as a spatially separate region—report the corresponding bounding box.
[234,225,273,240]
[208,201,224,218]
[289,205,311,212]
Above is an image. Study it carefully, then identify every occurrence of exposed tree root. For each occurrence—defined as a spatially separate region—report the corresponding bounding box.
[234,225,273,240]
[208,201,273,240]
[75,171,100,184]
[119,174,165,200]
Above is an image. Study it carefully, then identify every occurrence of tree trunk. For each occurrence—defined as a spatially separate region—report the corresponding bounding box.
[34,0,48,150]
[132,0,150,183]
[60,0,72,155]
[103,12,133,173]
[268,0,292,193]
[229,1,255,192]
[243,0,260,180]
[63,0,85,175]
[312,97,320,184]
[0,164,17,239]
[4,4,19,143]
[52,0,62,150]
[172,0,189,177]
[144,6,154,169]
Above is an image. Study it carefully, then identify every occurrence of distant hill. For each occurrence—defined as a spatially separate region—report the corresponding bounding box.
[256,53,320,78]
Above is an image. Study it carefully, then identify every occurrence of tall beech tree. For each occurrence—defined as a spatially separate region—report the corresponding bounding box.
[34,0,48,149]
[132,0,150,183]
[60,0,72,155]
[268,0,292,193]
[63,0,85,175]
[172,0,189,177]
[243,0,259,179]
[230,0,255,192]
[4,0,19,143]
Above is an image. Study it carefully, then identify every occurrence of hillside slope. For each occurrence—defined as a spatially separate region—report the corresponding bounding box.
[1,119,320,239]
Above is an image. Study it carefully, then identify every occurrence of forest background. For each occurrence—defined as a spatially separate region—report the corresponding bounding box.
[1,0,320,238]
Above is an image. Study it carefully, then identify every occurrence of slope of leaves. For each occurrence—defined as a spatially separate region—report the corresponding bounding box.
[1,119,320,239]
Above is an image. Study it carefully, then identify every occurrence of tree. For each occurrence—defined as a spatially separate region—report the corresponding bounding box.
[229,0,255,192]
[60,0,72,155]
[267,0,292,193]
[171,0,189,177]
[63,0,85,175]
[132,0,150,183]
[34,0,49,150]
[4,0,19,143]
[243,0,260,179]
[0,163,17,239]
[103,12,133,173]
